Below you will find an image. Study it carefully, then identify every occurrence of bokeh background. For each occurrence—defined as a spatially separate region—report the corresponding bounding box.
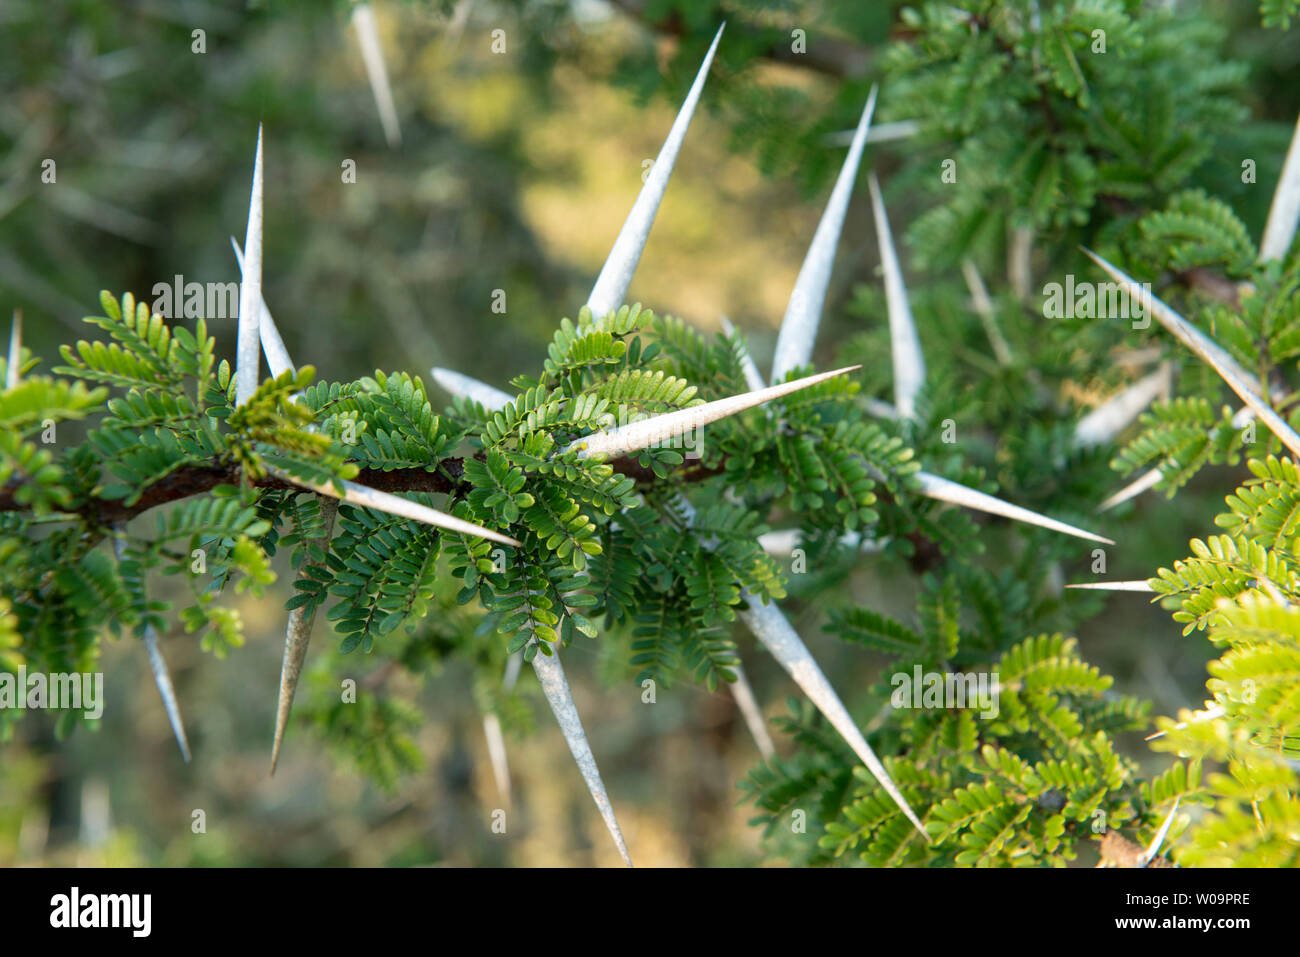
[1,0,1297,866]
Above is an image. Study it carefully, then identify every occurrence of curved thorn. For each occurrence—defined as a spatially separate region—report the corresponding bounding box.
[1073,363,1171,448]
[728,662,775,760]
[737,594,928,839]
[771,85,878,383]
[270,497,338,775]
[268,468,522,547]
[351,2,402,148]
[1260,112,1300,263]
[1098,467,1163,512]
[569,365,860,459]
[719,316,765,392]
[1083,248,1300,459]
[231,238,294,379]
[1065,580,1154,592]
[111,532,191,762]
[586,23,725,320]
[430,366,514,409]
[235,125,264,407]
[868,171,926,418]
[482,712,512,809]
[531,647,633,866]
[6,309,21,390]
[915,471,1114,544]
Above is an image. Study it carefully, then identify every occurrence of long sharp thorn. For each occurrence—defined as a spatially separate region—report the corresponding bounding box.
[961,260,1013,366]
[1084,249,1300,459]
[268,468,522,547]
[430,366,513,409]
[569,365,860,459]
[1098,467,1163,512]
[728,662,775,760]
[1065,580,1154,593]
[482,712,512,808]
[111,532,191,762]
[719,316,764,392]
[1142,797,1181,867]
[915,471,1114,544]
[6,309,21,390]
[270,498,338,775]
[771,86,878,383]
[231,238,294,378]
[531,648,633,866]
[1073,363,1171,448]
[826,119,919,147]
[1260,112,1300,263]
[235,125,264,407]
[142,627,192,764]
[868,171,926,418]
[586,23,725,319]
[351,2,403,148]
[737,594,928,839]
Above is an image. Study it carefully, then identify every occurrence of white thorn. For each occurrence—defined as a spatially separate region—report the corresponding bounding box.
[267,468,522,547]
[270,498,338,774]
[719,316,765,393]
[1084,249,1300,460]
[569,365,860,460]
[351,3,403,148]
[961,259,1013,367]
[771,86,878,383]
[915,471,1114,544]
[1145,704,1226,740]
[1260,112,1300,263]
[1098,467,1163,512]
[482,712,512,808]
[757,528,882,556]
[868,171,926,418]
[1073,363,1171,448]
[1065,580,1154,592]
[231,238,294,379]
[825,119,919,147]
[738,594,928,839]
[111,533,191,762]
[1142,797,1181,867]
[430,366,514,409]
[728,663,775,760]
[6,309,21,390]
[586,23,725,319]
[531,648,633,866]
[862,396,901,420]
[235,125,264,407]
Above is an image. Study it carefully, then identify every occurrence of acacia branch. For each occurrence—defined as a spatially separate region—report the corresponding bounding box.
[0,453,727,527]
